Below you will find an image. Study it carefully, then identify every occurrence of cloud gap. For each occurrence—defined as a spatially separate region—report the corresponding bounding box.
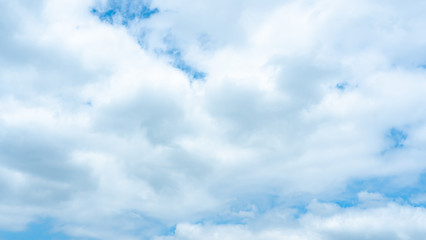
[165,48,206,81]
[388,128,407,149]
[91,0,159,26]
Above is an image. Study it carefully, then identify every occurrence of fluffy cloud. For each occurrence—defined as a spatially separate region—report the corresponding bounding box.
[1,0,426,239]
[157,196,426,240]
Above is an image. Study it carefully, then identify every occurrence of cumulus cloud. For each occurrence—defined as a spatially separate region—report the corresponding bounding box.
[1,0,426,239]
[157,198,426,240]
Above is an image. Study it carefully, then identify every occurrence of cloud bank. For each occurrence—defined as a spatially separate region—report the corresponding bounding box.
[1,0,426,239]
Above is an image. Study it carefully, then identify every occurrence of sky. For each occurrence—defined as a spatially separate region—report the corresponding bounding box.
[1,0,426,239]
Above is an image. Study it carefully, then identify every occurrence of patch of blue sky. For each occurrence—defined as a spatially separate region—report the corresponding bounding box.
[116,210,176,240]
[165,48,206,81]
[336,82,348,90]
[381,127,408,155]
[388,128,407,149]
[0,219,71,240]
[91,1,206,82]
[342,173,426,206]
[194,194,313,226]
[325,193,359,208]
[136,31,149,49]
[199,215,247,226]
[190,194,280,226]
[91,1,205,82]
[161,225,176,237]
[91,0,158,26]
[231,194,282,214]
[0,215,176,240]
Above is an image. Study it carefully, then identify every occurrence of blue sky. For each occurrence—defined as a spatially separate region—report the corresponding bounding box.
[1,0,426,239]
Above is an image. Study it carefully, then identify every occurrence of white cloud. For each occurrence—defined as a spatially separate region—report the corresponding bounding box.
[155,198,426,240]
[1,0,426,239]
